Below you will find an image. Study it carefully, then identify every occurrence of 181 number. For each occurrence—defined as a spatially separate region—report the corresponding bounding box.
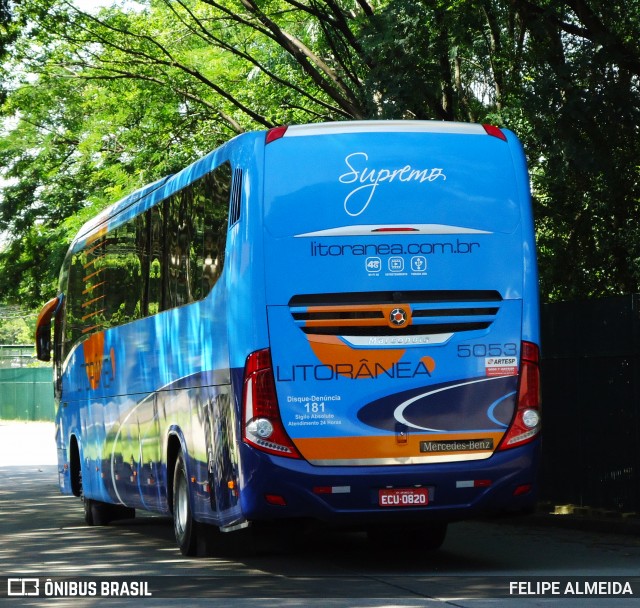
[457,343,517,357]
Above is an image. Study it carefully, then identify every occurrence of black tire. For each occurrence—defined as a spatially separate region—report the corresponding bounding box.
[367,522,448,551]
[84,498,114,525]
[84,498,135,526]
[83,496,95,526]
[173,452,198,556]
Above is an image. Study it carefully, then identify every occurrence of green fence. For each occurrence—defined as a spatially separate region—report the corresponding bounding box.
[0,367,54,421]
[0,345,54,421]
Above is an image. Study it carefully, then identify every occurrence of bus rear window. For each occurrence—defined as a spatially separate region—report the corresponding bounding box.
[264,133,521,238]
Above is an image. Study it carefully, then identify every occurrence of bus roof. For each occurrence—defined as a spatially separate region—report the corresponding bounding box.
[280,120,489,137]
[267,120,509,142]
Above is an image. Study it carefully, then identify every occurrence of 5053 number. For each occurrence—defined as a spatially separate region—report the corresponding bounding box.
[457,343,517,358]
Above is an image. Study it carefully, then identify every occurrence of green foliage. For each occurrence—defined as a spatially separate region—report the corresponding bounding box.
[361,1,445,118]
[1,0,639,311]
[0,0,17,104]
[0,316,34,344]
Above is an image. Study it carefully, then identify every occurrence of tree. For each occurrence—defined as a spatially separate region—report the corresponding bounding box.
[0,0,17,104]
[1,0,639,307]
[0,311,35,344]
[508,0,640,298]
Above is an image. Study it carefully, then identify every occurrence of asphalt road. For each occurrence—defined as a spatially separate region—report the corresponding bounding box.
[1,423,639,607]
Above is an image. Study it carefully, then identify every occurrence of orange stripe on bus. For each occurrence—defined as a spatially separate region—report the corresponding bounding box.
[82,281,105,295]
[306,334,405,376]
[83,254,105,269]
[83,268,104,282]
[85,226,108,247]
[303,304,412,329]
[82,309,105,322]
[293,432,505,460]
[82,295,105,309]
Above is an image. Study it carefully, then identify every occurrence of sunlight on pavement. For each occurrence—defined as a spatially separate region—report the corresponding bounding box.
[0,421,57,466]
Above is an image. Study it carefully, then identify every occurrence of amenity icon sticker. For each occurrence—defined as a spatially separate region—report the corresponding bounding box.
[411,256,427,274]
[366,257,382,273]
[388,257,404,272]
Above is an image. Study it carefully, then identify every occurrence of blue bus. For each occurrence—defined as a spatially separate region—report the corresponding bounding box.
[36,120,541,555]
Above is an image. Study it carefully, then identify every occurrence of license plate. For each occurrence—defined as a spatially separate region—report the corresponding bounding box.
[378,487,429,508]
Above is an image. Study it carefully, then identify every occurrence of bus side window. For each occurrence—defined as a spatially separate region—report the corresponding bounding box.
[136,213,150,317]
[103,221,143,329]
[201,162,232,295]
[166,189,195,308]
[64,235,107,358]
[53,296,64,395]
[191,177,206,300]
[148,205,164,315]
[64,252,84,357]
[60,161,239,357]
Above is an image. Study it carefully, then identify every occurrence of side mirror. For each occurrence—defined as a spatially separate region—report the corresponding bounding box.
[35,296,61,362]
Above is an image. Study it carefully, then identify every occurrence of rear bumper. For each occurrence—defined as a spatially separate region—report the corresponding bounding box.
[238,440,540,526]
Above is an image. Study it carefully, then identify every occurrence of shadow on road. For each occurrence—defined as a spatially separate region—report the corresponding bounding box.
[2,463,639,589]
[0,464,505,577]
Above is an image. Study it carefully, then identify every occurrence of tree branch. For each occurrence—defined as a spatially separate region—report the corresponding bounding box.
[161,0,352,119]
[238,0,365,117]
[61,5,275,127]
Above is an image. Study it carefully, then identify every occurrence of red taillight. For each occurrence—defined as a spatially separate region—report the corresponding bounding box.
[265,125,288,144]
[265,494,287,506]
[482,123,507,142]
[242,349,301,458]
[371,227,419,232]
[513,483,533,496]
[497,341,541,450]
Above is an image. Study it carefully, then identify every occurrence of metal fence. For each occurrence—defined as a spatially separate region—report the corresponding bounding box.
[540,294,640,512]
[0,345,54,421]
[0,344,38,369]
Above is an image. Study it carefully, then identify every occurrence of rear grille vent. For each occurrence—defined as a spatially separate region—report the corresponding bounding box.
[228,168,243,226]
[289,290,502,337]
[289,290,501,307]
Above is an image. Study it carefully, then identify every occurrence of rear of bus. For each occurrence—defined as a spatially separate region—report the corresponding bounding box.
[239,121,540,535]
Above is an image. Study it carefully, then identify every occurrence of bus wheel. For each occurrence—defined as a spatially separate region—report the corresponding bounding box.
[367,522,448,551]
[84,498,135,526]
[173,452,198,556]
[83,498,114,525]
[83,497,95,525]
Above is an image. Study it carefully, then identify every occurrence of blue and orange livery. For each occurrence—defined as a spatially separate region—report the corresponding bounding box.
[36,121,541,554]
